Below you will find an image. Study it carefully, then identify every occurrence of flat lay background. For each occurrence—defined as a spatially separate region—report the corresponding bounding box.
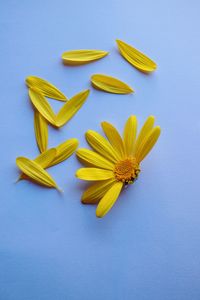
[0,0,200,299]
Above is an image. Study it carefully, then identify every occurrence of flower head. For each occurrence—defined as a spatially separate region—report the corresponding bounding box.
[76,116,161,218]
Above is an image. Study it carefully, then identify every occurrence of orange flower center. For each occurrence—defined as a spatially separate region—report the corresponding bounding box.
[114,157,140,184]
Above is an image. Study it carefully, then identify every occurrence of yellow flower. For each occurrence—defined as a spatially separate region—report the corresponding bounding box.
[76,116,161,218]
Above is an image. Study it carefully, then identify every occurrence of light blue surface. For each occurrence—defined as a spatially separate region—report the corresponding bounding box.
[0,0,200,299]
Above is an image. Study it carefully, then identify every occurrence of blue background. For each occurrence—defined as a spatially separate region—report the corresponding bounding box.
[0,0,200,299]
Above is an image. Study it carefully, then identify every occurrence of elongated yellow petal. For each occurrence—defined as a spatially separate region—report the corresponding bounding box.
[62,50,108,65]
[134,116,155,154]
[49,138,79,167]
[135,126,161,163]
[96,181,123,218]
[18,148,57,181]
[82,179,115,204]
[123,115,137,156]
[76,148,114,170]
[101,121,125,158]
[34,148,57,167]
[16,157,60,190]
[86,130,120,163]
[34,110,48,153]
[29,88,56,125]
[116,39,157,73]
[56,90,89,127]
[76,168,114,181]
[26,76,67,101]
[91,74,134,94]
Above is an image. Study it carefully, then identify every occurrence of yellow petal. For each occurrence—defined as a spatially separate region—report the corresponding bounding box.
[82,179,115,204]
[18,148,57,181]
[101,121,125,158]
[76,148,114,170]
[86,130,119,163]
[34,110,48,153]
[123,115,137,156]
[16,157,60,190]
[26,76,67,101]
[91,74,134,94]
[76,168,114,181]
[62,50,108,65]
[34,148,57,167]
[135,126,161,163]
[29,88,56,126]
[56,90,89,127]
[96,181,123,218]
[134,116,155,154]
[49,138,79,167]
[116,39,157,73]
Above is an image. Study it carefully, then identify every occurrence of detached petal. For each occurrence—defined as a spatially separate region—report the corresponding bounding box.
[123,115,137,156]
[26,76,67,101]
[34,148,57,168]
[62,49,108,65]
[76,148,114,170]
[91,74,134,94]
[16,157,59,190]
[29,88,56,126]
[49,138,79,167]
[56,90,89,127]
[34,110,48,153]
[76,168,114,181]
[135,126,161,163]
[101,121,125,159]
[96,181,123,218]
[18,148,57,181]
[81,179,115,204]
[116,39,157,73]
[134,116,155,154]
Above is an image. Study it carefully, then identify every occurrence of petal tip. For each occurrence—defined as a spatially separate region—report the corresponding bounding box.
[96,209,103,218]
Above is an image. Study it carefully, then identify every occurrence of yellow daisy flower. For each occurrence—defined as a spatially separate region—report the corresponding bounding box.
[76,116,161,218]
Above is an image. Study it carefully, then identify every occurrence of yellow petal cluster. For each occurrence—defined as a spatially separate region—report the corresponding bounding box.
[76,116,161,218]
[16,139,79,188]
[16,37,159,211]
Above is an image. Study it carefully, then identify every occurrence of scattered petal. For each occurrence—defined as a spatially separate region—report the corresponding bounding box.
[116,39,157,73]
[29,88,56,126]
[16,157,60,190]
[18,148,57,181]
[26,76,67,101]
[34,110,48,153]
[49,138,79,167]
[91,74,134,94]
[62,49,108,65]
[56,90,89,127]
